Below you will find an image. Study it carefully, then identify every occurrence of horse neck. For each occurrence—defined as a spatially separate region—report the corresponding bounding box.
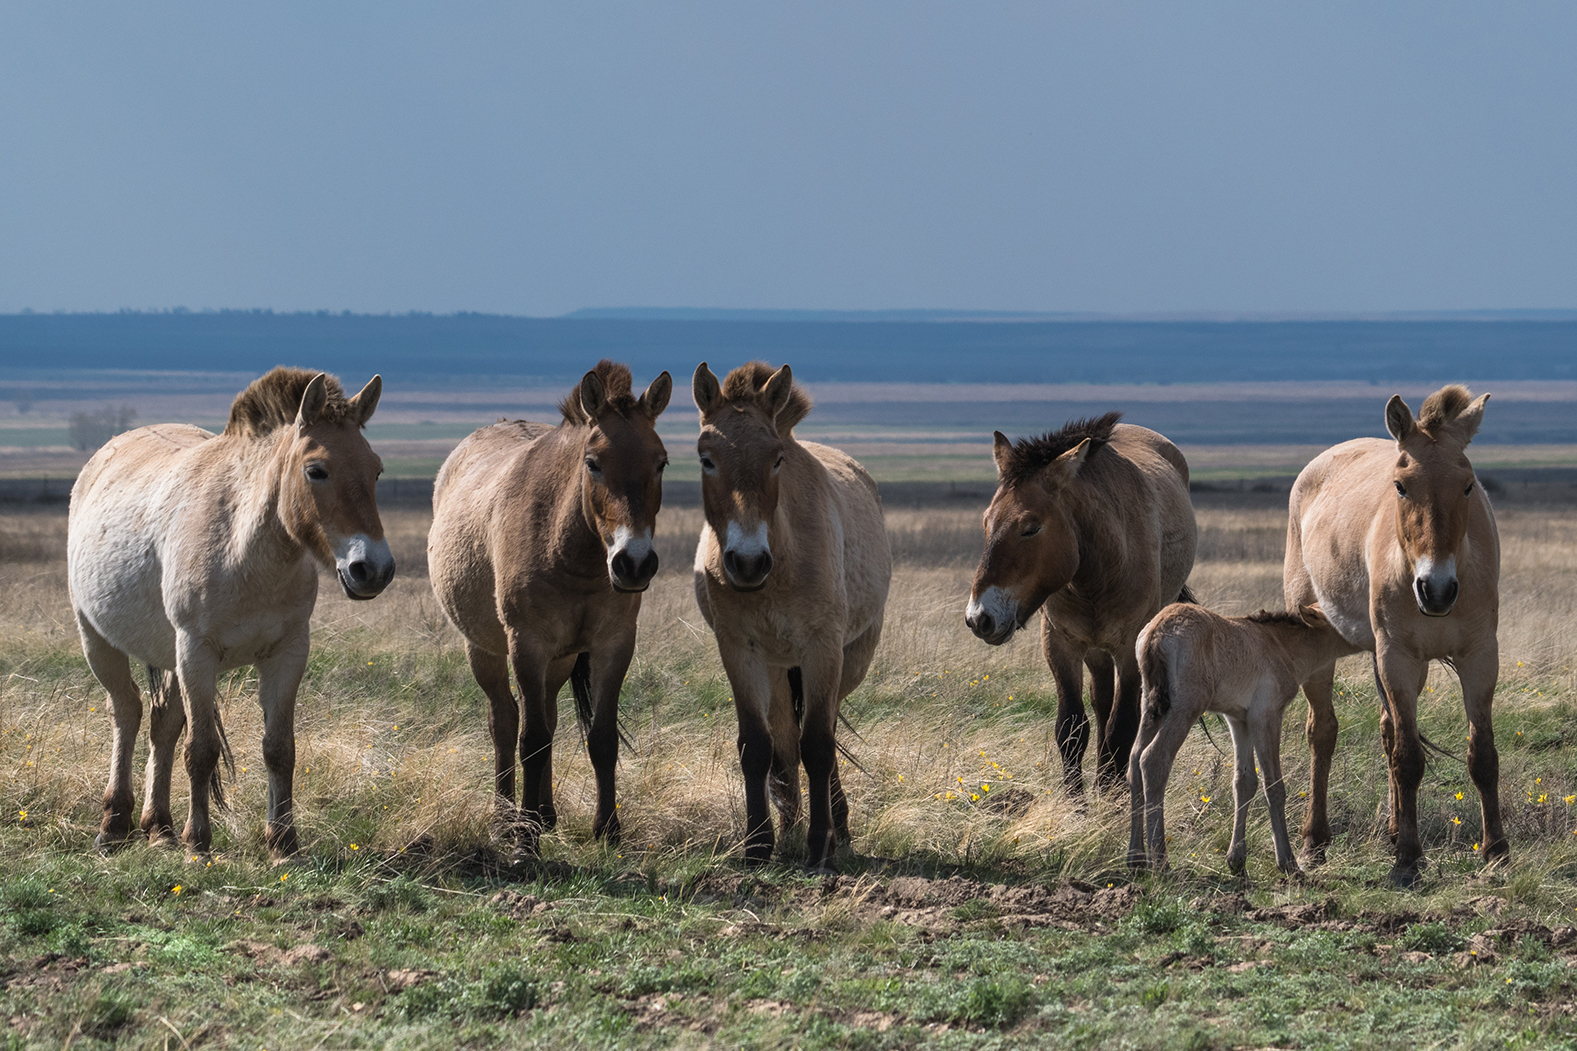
[231,430,308,565]
[551,428,607,570]
[1264,624,1345,685]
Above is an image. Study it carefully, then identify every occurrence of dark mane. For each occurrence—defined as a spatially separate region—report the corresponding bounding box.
[558,359,639,425]
[1245,609,1307,627]
[224,367,352,438]
[1000,411,1123,489]
[720,361,813,431]
[1417,384,1473,437]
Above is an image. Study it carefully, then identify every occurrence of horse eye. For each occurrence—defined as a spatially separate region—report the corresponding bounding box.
[1021,523,1042,538]
[1394,481,1407,498]
[584,457,601,474]
[774,455,785,470]
[1464,481,1474,496]
[305,464,329,482]
[700,456,715,472]
[657,459,669,473]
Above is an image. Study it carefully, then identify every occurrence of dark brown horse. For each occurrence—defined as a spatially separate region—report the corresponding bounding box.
[428,361,671,854]
[1285,385,1501,885]
[966,413,1197,793]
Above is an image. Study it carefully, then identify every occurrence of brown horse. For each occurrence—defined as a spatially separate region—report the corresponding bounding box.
[68,368,393,857]
[429,361,672,853]
[1285,385,1501,885]
[691,361,891,873]
[966,413,1197,793]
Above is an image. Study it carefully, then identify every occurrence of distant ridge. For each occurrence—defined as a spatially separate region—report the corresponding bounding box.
[564,307,1577,323]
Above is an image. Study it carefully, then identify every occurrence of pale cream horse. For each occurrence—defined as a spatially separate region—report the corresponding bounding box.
[1129,603,1359,875]
[692,361,891,873]
[68,368,393,857]
[1285,385,1502,886]
[429,361,671,854]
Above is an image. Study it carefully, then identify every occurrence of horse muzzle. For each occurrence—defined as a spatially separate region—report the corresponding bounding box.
[722,548,772,591]
[1412,556,1458,617]
[335,536,396,600]
[965,588,1019,646]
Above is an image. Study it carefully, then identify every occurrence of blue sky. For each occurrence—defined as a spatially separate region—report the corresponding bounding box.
[1,3,1573,315]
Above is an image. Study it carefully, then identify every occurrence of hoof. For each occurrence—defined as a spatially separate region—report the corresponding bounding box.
[593,812,622,844]
[265,824,301,860]
[804,858,838,877]
[1301,839,1329,868]
[94,831,133,854]
[1388,864,1422,890]
[1126,850,1150,872]
[538,804,558,833]
[1227,856,1247,877]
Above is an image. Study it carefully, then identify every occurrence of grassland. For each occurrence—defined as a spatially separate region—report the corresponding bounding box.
[4,498,1577,1049]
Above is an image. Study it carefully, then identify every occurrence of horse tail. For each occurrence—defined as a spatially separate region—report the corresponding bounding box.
[147,665,233,810]
[789,665,868,774]
[1371,653,1462,764]
[1141,642,1169,720]
[570,652,595,744]
[1177,584,1198,605]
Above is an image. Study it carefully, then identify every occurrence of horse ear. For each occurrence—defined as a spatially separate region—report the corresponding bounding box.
[1384,395,1416,444]
[1449,392,1490,445]
[991,431,1014,478]
[1298,603,1328,628]
[349,375,382,426]
[693,362,723,417]
[579,369,608,421]
[295,373,329,430]
[1042,438,1092,489]
[762,364,794,423]
[638,371,673,419]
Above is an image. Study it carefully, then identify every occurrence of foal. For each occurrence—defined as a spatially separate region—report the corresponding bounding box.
[1128,603,1358,875]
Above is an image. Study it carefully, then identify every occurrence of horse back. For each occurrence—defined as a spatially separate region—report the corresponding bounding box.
[798,441,892,635]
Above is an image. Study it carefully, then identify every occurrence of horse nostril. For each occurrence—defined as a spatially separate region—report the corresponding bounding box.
[637,550,659,581]
[612,550,635,580]
[348,560,372,584]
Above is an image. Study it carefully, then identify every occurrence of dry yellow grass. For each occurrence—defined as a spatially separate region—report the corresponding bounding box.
[3,500,1575,879]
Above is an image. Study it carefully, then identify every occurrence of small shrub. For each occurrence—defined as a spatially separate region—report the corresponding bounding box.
[1400,921,1464,956]
[952,974,1033,1028]
[1127,896,1185,936]
[399,964,539,1021]
[84,991,136,1038]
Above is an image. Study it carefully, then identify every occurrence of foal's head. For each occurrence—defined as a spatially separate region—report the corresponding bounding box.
[1383,385,1490,617]
[691,361,811,591]
[966,413,1121,645]
[227,367,395,600]
[561,361,673,593]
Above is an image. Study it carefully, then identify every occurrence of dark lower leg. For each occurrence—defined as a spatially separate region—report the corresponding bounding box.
[801,724,838,871]
[737,723,775,865]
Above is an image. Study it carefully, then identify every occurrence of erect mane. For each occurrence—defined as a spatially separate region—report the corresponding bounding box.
[1245,609,1307,627]
[999,411,1122,489]
[224,367,353,438]
[1417,384,1473,437]
[720,361,813,431]
[558,359,639,425]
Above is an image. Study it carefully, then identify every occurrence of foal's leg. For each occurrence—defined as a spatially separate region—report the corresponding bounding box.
[766,667,802,831]
[1298,662,1338,864]
[1225,714,1258,876]
[1137,685,1201,872]
[719,646,777,865]
[1043,624,1089,795]
[797,643,847,874]
[1455,645,1508,865]
[256,631,310,859]
[140,670,186,846]
[1252,697,1301,874]
[511,636,557,856]
[586,632,636,843]
[174,633,224,854]
[1127,704,1161,870]
[78,616,143,851]
[466,642,521,835]
[1374,642,1429,886]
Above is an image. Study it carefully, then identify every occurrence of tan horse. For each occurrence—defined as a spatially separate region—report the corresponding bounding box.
[691,361,891,873]
[1129,603,1359,875]
[1285,385,1502,885]
[429,361,672,853]
[68,368,392,857]
[966,413,1197,793]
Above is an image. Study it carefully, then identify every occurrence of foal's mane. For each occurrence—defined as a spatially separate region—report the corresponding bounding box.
[1417,384,1473,437]
[1245,609,1307,627]
[558,359,641,425]
[720,361,813,430]
[1000,411,1122,489]
[224,367,353,438]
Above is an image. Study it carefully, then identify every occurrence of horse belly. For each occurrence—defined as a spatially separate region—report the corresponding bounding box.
[69,526,180,667]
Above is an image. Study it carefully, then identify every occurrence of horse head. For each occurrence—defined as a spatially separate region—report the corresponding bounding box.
[1384,385,1490,617]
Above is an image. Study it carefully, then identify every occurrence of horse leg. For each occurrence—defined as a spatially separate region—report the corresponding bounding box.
[510,637,556,857]
[78,615,143,852]
[1255,697,1301,875]
[139,670,185,846]
[1127,703,1160,870]
[1043,625,1089,795]
[539,656,577,833]
[829,621,881,843]
[1375,643,1428,886]
[1456,646,1507,864]
[1101,649,1144,792]
[798,644,846,874]
[586,636,635,843]
[466,642,521,838]
[255,632,309,859]
[1085,650,1119,790]
[1225,714,1257,876]
[174,633,223,855]
[767,667,802,832]
[1299,662,1338,865]
[720,647,776,865]
[1373,655,1400,844]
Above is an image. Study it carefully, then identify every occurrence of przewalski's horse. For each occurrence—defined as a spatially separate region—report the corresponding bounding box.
[68,367,393,857]
[429,361,672,854]
[1285,385,1502,886]
[965,413,1197,794]
[691,361,891,873]
[1128,604,1360,876]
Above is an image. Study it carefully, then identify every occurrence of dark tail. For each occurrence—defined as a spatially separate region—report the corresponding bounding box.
[1370,654,1460,763]
[570,652,633,752]
[1177,584,1198,605]
[1140,644,1170,719]
[788,665,867,774]
[148,665,233,810]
